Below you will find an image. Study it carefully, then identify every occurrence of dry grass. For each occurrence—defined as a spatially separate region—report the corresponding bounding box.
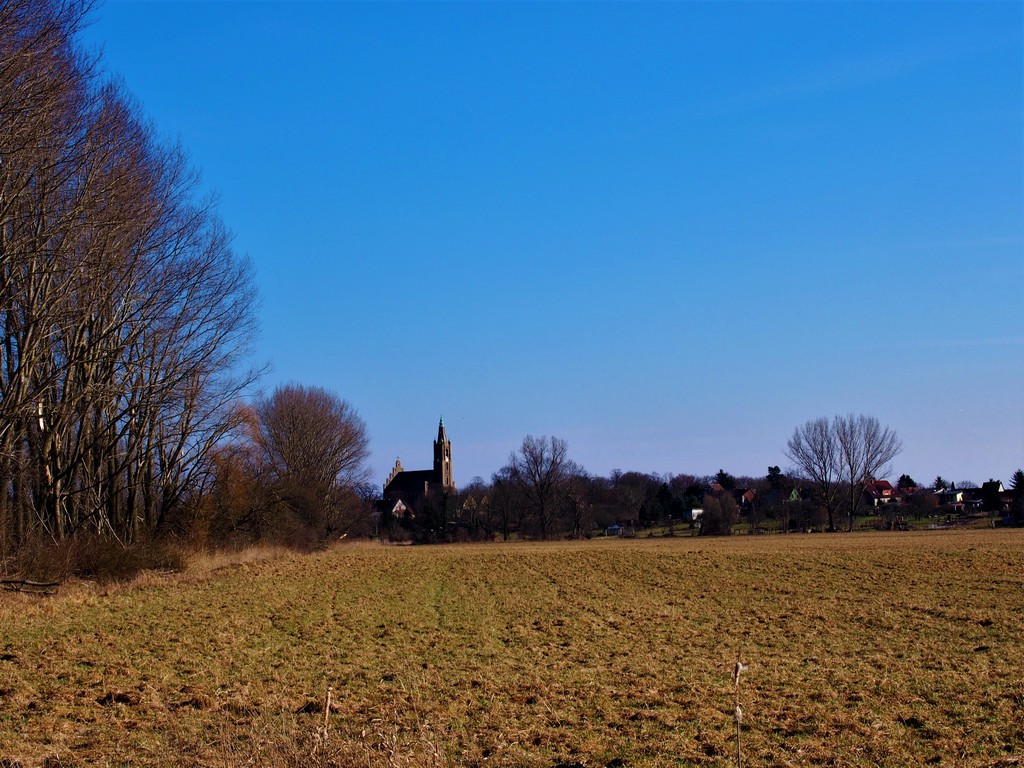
[1,531,1022,767]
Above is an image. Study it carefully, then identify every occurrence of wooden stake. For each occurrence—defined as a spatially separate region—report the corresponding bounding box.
[323,685,333,734]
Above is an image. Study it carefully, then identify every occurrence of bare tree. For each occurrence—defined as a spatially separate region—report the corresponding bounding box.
[0,0,95,547]
[490,467,517,541]
[253,384,371,542]
[565,470,593,539]
[506,434,582,539]
[784,417,842,531]
[785,415,901,532]
[834,414,902,531]
[457,476,490,540]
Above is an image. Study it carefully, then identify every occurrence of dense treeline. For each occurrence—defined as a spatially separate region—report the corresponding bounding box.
[0,1,257,556]
[379,435,822,543]
[387,461,1024,543]
[383,433,1024,542]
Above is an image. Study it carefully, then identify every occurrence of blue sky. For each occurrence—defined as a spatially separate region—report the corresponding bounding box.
[82,1,1023,488]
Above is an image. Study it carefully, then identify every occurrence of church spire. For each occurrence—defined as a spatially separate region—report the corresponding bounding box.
[433,417,454,492]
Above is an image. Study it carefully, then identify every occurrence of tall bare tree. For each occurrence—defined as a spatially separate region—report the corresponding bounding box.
[834,414,902,531]
[784,417,842,531]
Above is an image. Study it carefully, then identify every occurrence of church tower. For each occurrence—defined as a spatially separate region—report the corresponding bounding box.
[433,417,454,492]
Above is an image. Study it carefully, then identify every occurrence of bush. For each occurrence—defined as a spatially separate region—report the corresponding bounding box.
[699,493,738,536]
[9,535,186,584]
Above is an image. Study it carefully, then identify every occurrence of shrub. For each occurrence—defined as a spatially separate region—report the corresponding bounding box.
[699,494,738,536]
[9,535,186,584]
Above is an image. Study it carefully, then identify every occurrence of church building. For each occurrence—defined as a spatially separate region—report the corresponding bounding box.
[383,418,455,516]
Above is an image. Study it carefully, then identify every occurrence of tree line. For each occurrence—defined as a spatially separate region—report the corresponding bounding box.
[1,0,256,561]
[380,417,1024,542]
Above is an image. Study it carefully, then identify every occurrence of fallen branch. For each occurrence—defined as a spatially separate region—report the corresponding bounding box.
[1,579,61,595]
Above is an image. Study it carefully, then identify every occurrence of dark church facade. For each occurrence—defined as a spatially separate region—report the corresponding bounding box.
[382,418,455,517]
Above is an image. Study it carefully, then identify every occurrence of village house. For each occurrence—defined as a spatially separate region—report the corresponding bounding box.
[863,479,896,507]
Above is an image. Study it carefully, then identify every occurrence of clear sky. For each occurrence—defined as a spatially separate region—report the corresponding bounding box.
[81,1,1023,489]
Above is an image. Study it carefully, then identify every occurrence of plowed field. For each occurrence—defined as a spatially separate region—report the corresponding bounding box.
[1,530,1022,767]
